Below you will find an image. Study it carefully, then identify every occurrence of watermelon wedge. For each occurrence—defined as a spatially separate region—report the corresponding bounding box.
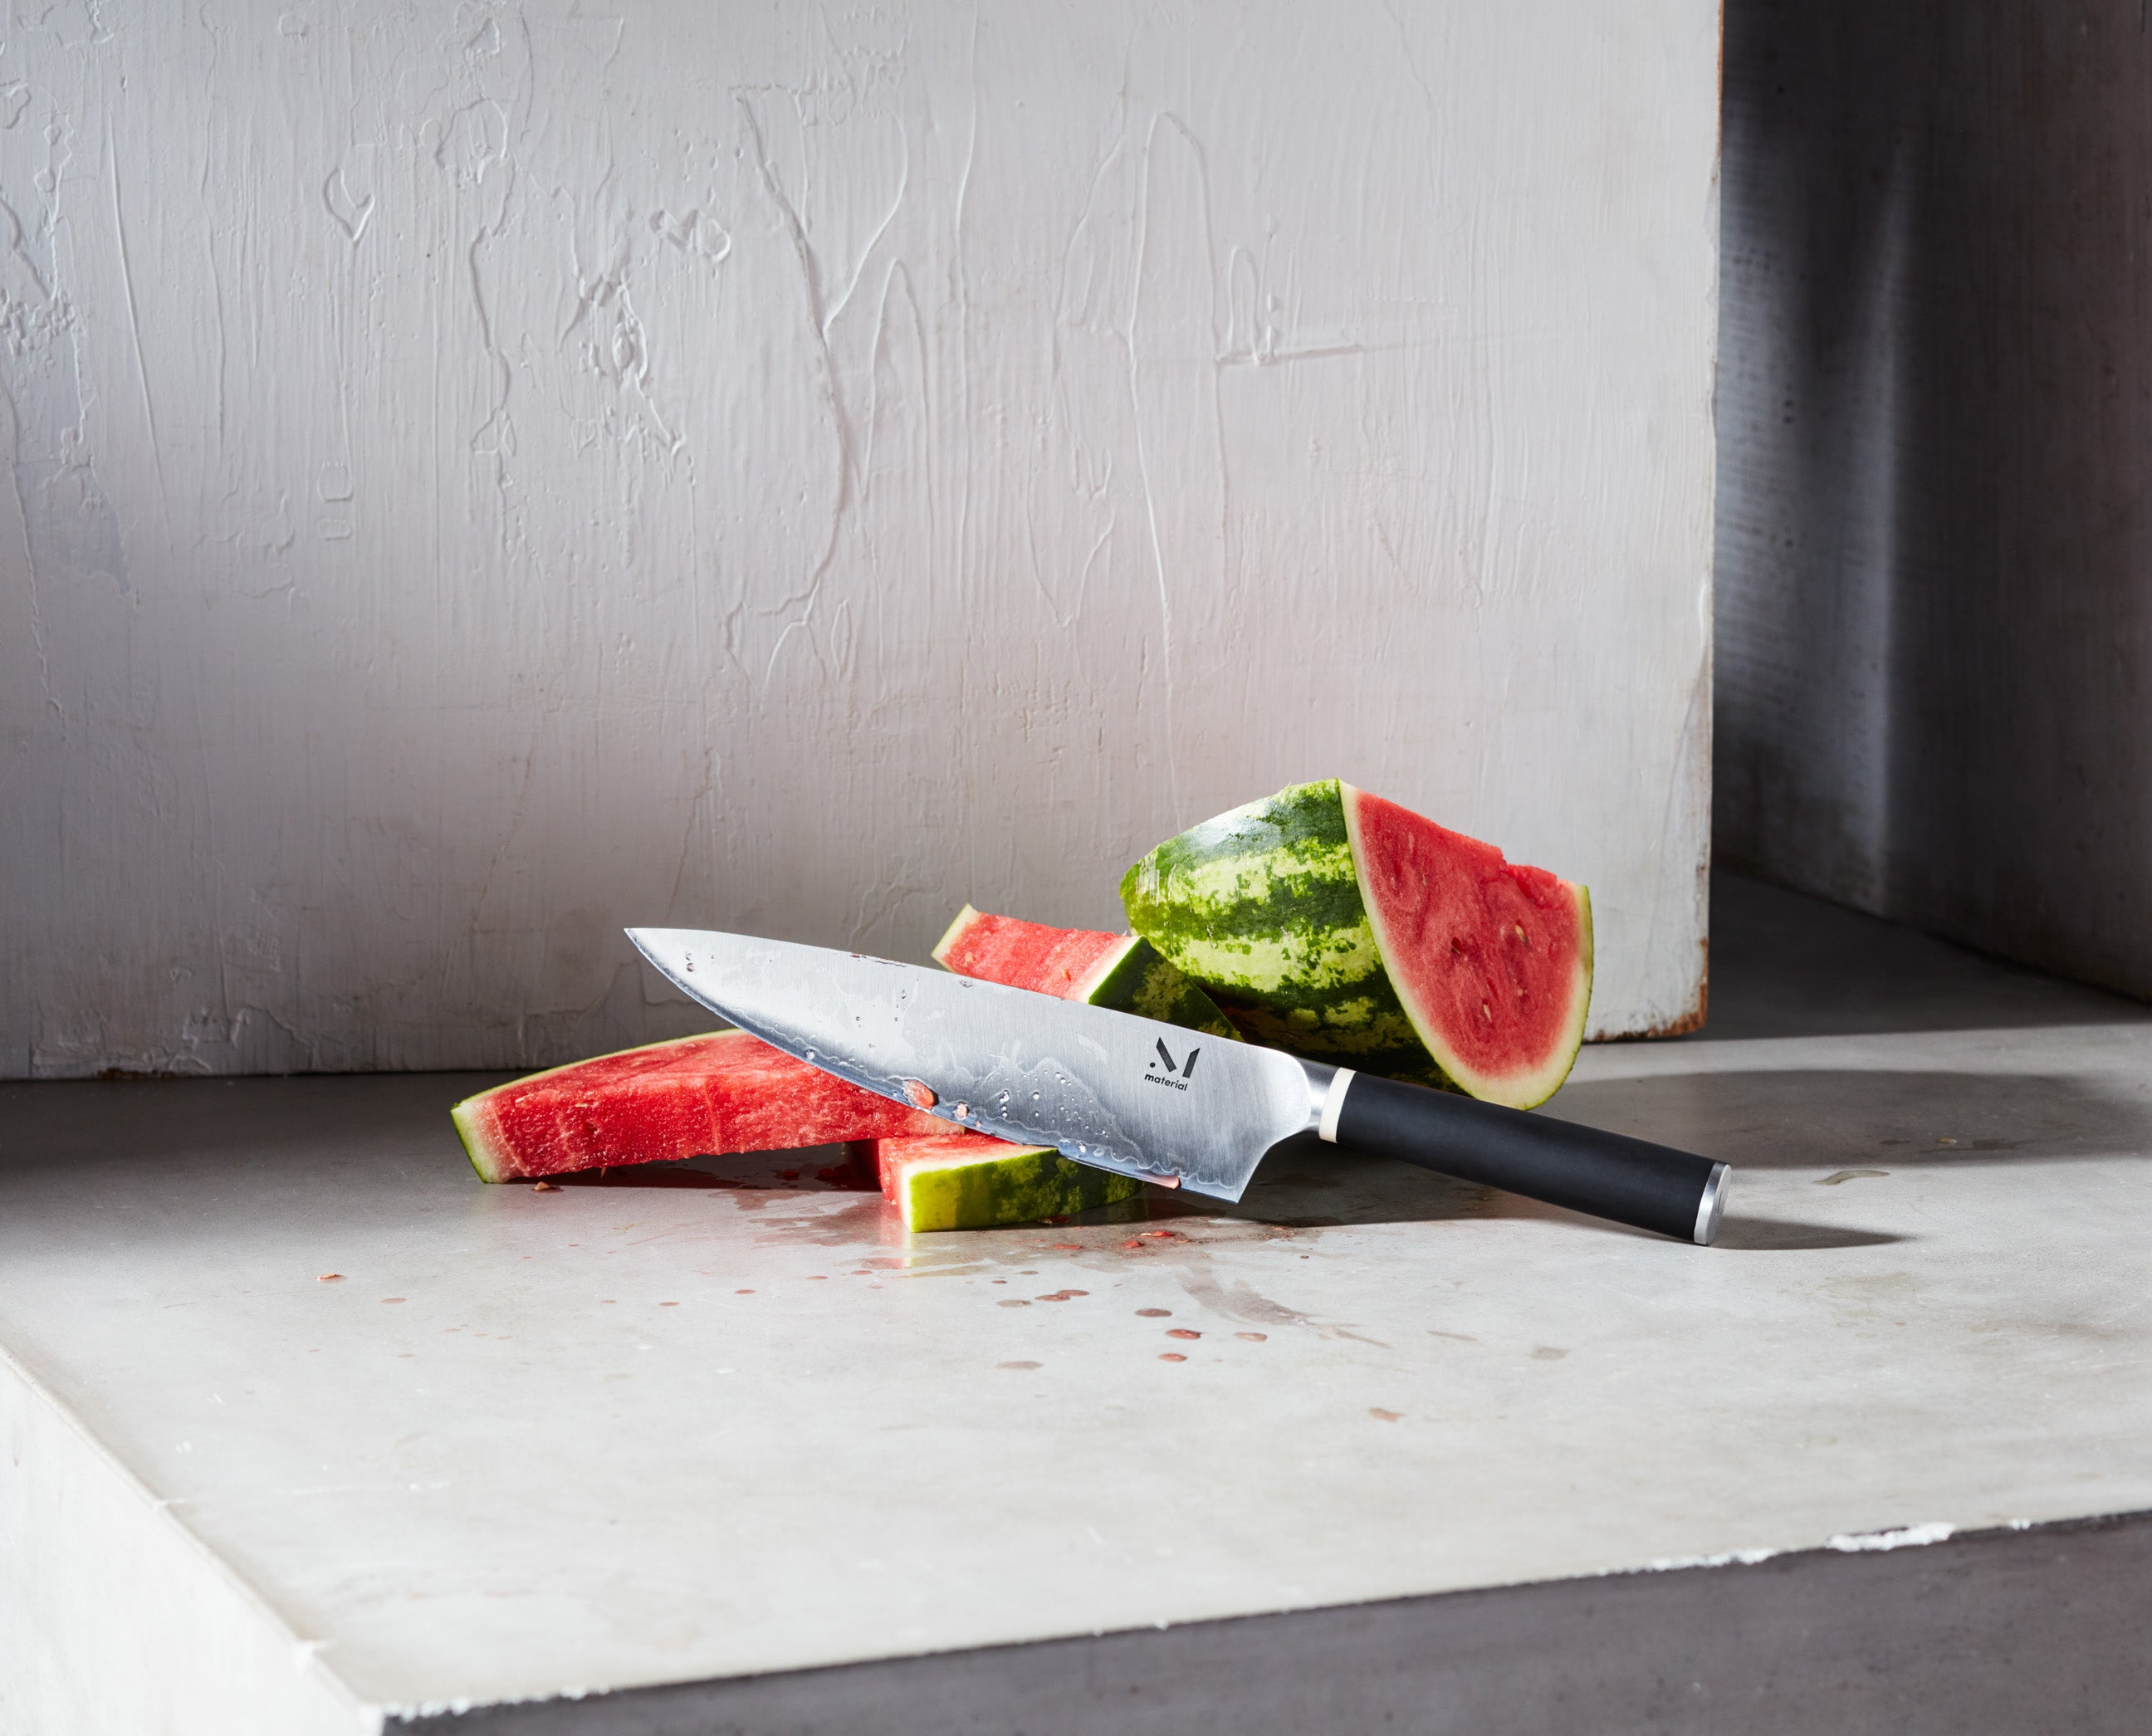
[451,1029,942,1183]
[932,906,1236,1038]
[1120,779,1592,1109]
[875,1132,1145,1232]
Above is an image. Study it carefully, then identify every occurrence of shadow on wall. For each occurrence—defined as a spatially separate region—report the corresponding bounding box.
[1714,2,2152,1001]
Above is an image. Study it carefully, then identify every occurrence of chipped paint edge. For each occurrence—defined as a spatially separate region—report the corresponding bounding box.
[377,1511,2140,1724]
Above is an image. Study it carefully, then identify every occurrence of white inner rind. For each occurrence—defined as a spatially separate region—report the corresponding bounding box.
[927,903,982,970]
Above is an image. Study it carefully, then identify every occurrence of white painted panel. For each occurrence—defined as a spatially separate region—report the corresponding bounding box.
[0,1347,372,1736]
[0,2,1719,1076]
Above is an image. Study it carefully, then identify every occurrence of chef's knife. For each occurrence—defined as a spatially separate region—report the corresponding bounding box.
[626,928,1730,1245]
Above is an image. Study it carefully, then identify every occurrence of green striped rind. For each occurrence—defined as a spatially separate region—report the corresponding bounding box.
[1075,935,1240,1039]
[1119,779,1448,1087]
[899,1145,1145,1232]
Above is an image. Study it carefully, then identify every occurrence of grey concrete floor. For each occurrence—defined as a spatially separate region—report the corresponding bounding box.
[5,873,2150,1734]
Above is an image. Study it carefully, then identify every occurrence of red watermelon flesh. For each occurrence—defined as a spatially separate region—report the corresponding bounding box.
[452,1029,942,1183]
[932,906,1238,1037]
[1341,785,1593,1107]
[932,908,1128,995]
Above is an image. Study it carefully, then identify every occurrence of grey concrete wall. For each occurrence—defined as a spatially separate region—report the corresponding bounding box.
[1716,2,2152,998]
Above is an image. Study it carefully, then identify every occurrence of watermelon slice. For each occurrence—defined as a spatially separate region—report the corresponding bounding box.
[451,1029,942,1183]
[932,906,1237,1038]
[886,907,1231,1228]
[1119,779,1592,1109]
[875,1132,1145,1232]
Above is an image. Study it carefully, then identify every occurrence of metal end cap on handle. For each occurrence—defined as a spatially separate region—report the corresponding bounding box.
[1694,1161,1731,1246]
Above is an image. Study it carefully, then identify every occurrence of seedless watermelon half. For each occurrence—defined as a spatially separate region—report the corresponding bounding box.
[1121,779,1592,1110]
[452,1029,942,1183]
[1341,786,1592,1108]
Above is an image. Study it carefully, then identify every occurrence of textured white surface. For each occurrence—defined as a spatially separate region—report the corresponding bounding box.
[5,882,2152,1724]
[0,1351,371,1736]
[0,1,1719,1078]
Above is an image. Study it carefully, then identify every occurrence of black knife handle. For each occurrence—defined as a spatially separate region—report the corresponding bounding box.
[1323,1069,1729,1245]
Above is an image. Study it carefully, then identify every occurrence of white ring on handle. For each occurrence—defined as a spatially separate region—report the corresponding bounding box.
[1318,1068,1356,1144]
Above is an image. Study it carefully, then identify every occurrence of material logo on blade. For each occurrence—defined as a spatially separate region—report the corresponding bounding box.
[1143,1039,1200,1092]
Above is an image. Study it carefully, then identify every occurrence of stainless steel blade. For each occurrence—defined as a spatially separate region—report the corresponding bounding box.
[626,927,1327,1201]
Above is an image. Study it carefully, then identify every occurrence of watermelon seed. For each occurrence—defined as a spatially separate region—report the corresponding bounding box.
[659,1302,679,1308]
[735,1289,755,1294]
[999,1300,1031,1308]
[531,1181,560,1193]
[1166,1328,1201,1341]
[1137,1308,1171,1318]
[1369,1408,1403,1423]
[806,1275,828,1280]
[317,1274,344,1283]
[1159,1352,1187,1362]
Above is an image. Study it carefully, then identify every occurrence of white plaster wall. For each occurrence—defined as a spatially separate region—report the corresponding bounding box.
[0,2,1719,1078]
